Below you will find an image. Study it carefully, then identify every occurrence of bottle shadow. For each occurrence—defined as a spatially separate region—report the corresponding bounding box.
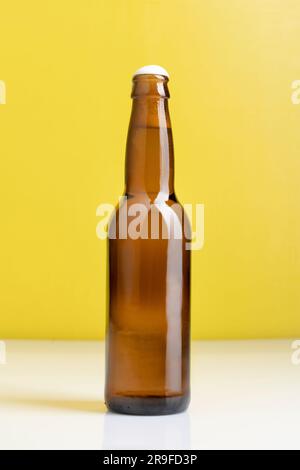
[0,395,106,413]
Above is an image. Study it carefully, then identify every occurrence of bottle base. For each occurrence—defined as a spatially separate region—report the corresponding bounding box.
[105,394,190,416]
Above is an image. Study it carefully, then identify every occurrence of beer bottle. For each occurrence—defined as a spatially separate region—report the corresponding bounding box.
[105,65,190,415]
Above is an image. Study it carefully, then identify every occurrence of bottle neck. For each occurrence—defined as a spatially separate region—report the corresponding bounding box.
[125,76,174,199]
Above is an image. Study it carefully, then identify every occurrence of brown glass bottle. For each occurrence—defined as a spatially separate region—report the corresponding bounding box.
[105,66,190,415]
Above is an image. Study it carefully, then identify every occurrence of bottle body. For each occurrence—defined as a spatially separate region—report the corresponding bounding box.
[105,70,190,415]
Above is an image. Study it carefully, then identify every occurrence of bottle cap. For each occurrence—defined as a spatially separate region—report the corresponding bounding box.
[133,65,169,78]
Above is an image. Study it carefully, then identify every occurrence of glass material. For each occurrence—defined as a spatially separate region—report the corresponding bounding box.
[105,73,191,415]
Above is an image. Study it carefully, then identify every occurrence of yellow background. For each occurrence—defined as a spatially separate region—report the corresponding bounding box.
[0,0,299,339]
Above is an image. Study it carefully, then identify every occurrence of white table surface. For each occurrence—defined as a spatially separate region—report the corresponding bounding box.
[0,339,299,450]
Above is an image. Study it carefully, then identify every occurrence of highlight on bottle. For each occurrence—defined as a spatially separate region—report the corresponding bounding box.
[96,197,204,251]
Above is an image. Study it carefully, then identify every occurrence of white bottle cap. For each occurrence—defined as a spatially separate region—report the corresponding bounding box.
[133,65,169,78]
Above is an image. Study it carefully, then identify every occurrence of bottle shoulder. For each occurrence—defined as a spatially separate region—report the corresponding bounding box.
[109,192,191,237]
[112,192,189,213]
